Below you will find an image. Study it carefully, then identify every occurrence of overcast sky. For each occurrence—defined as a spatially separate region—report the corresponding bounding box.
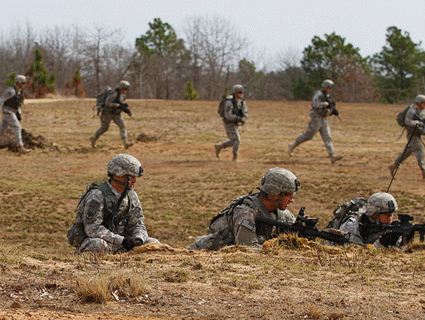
[2,0,424,69]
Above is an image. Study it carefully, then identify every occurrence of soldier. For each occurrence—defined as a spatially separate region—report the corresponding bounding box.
[333,192,401,248]
[389,94,425,178]
[0,75,30,154]
[215,84,248,161]
[187,168,299,250]
[288,79,343,164]
[67,153,159,254]
[90,81,133,149]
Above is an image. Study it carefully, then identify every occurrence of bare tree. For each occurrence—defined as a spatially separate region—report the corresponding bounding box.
[183,15,247,99]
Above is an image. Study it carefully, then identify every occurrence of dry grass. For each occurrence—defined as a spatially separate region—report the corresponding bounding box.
[1,98,425,319]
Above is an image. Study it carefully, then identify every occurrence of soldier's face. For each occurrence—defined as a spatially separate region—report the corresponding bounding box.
[234,92,243,99]
[267,193,295,210]
[114,175,137,189]
[379,213,394,224]
[325,87,332,94]
[16,83,25,89]
[120,89,128,95]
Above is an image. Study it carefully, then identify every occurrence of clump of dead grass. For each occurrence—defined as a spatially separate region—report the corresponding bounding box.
[74,269,147,304]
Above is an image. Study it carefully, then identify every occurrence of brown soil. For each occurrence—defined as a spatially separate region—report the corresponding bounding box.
[1,98,425,319]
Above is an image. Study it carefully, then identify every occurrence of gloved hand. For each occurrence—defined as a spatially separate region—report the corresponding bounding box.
[16,111,22,121]
[134,238,144,247]
[121,237,136,251]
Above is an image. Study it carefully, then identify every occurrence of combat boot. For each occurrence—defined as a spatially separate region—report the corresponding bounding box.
[215,144,222,158]
[17,145,30,154]
[123,138,133,149]
[232,153,238,162]
[330,154,343,164]
[288,143,297,156]
[388,164,396,177]
[90,136,97,148]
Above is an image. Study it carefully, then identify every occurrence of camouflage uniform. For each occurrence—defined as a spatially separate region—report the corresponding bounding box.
[91,81,132,149]
[389,102,425,177]
[187,193,295,250]
[338,192,401,248]
[0,76,26,149]
[215,85,248,161]
[288,80,342,163]
[187,167,299,250]
[67,154,158,254]
[294,90,334,154]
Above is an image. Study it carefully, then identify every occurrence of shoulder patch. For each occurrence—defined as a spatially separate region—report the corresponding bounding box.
[86,199,101,220]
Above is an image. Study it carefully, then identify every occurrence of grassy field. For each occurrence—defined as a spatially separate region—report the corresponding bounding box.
[1,98,425,319]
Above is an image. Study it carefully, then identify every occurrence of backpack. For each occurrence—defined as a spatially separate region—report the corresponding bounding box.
[218,95,235,118]
[396,106,411,127]
[96,86,113,114]
[207,192,258,234]
[326,197,367,230]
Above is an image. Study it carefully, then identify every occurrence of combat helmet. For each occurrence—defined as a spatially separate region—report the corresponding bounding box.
[118,80,130,90]
[260,168,300,196]
[322,79,334,89]
[232,84,244,94]
[15,75,27,84]
[107,153,143,177]
[415,94,425,105]
[365,192,397,217]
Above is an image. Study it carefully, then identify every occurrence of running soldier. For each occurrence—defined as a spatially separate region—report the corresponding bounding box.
[288,79,343,164]
[187,168,299,250]
[0,75,30,154]
[90,81,133,149]
[215,84,248,161]
[67,153,159,254]
[389,95,425,178]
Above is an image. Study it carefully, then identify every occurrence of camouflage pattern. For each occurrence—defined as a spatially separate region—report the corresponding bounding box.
[232,84,244,94]
[415,94,425,104]
[187,193,294,250]
[70,181,158,254]
[93,88,128,141]
[107,153,143,177]
[217,97,248,156]
[15,75,27,84]
[322,79,334,89]
[118,80,130,90]
[260,168,300,195]
[334,192,400,248]
[293,89,335,155]
[391,104,425,172]
[0,86,24,146]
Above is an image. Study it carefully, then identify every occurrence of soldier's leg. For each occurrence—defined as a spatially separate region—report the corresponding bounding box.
[2,109,24,147]
[295,117,320,146]
[114,115,132,149]
[91,113,112,147]
[144,237,160,244]
[187,234,215,250]
[411,137,425,176]
[318,119,334,155]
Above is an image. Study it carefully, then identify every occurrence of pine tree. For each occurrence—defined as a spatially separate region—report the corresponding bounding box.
[25,48,57,98]
[184,81,199,100]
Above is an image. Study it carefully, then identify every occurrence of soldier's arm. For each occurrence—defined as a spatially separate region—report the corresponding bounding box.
[339,218,365,246]
[224,100,238,122]
[405,107,423,127]
[104,90,119,109]
[0,87,15,106]
[232,205,259,246]
[81,189,124,246]
[125,195,149,243]
[312,91,328,110]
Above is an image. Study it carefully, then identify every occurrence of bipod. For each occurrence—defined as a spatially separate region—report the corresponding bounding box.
[387,124,419,192]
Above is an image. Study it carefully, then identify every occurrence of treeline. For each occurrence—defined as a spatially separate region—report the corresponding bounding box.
[1,17,424,103]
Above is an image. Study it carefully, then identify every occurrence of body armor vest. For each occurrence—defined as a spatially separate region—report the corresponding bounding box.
[4,86,24,111]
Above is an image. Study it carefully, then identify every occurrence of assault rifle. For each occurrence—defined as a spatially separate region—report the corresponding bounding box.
[118,103,132,117]
[255,207,356,245]
[359,213,425,246]
[323,93,341,121]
